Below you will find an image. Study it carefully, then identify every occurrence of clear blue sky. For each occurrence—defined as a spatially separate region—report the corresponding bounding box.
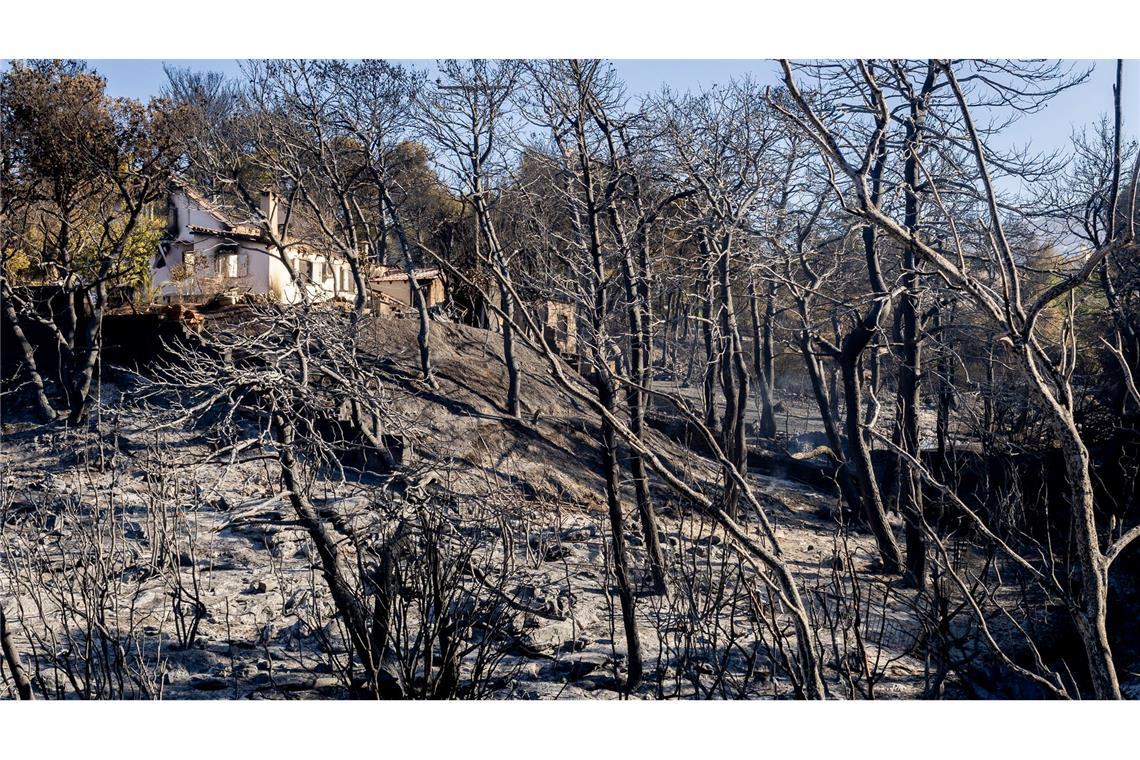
[27,59,1140,155]
[78,58,781,99]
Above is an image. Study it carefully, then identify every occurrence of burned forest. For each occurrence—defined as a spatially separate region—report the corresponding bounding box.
[2,57,1138,702]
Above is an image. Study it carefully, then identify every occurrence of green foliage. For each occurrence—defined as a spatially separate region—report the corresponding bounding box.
[1,60,183,292]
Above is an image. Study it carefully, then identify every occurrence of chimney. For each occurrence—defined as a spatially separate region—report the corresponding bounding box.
[259,188,282,237]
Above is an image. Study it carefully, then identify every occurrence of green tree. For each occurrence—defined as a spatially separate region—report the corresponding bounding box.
[1,60,184,423]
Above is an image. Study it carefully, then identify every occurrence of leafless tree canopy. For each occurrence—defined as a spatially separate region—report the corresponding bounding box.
[2,58,1137,701]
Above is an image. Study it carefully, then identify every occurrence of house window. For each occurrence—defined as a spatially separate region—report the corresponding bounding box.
[215,247,241,278]
[183,251,197,270]
[224,253,248,277]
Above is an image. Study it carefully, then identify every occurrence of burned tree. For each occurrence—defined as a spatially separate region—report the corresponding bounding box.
[778,57,1139,699]
[1,60,183,424]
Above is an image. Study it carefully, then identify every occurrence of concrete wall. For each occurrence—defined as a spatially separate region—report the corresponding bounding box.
[371,275,445,309]
[270,252,348,304]
[538,300,577,355]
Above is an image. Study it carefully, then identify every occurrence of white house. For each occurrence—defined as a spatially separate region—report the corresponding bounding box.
[150,183,358,305]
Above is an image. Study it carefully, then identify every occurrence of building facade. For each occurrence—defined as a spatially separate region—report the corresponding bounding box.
[368,266,447,315]
[149,184,357,305]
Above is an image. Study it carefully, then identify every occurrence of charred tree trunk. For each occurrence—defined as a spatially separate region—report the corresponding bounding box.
[749,276,778,439]
[383,191,434,387]
[0,280,58,422]
[498,273,521,418]
[840,353,903,574]
[895,267,925,588]
[895,67,935,590]
[571,104,643,692]
[835,137,903,575]
[710,233,750,520]
[700,255,720,438]
[832,220,902,576]
[273,413,382,696]
[762,280,778,401]
[612,208,668,595]
[1020,348,1122,699]
[595,365,645,692]
[797,331,863,517]
[473,189,522,419]
[66,287,104,425]
[1,605,33,700]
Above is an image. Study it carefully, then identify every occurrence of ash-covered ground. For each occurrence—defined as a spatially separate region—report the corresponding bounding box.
[2,317,1085,700]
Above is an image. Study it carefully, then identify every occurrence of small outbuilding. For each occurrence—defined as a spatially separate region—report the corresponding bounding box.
[368,266,447,316]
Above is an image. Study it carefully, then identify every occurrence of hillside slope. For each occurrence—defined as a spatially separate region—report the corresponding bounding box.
[0,312,940,700]
[355,316,715,507]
